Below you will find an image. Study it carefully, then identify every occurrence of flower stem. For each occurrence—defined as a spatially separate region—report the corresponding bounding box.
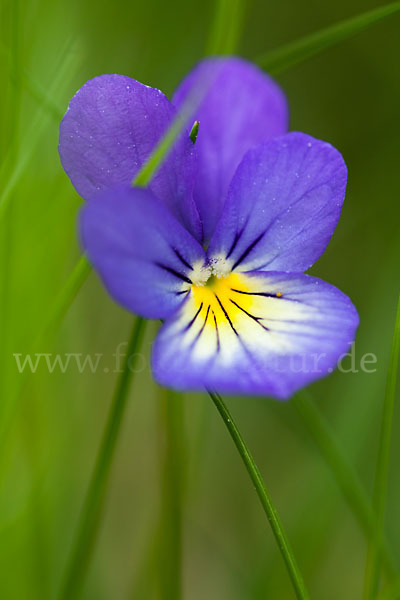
[208,391,310,600]
[58,317,146,600]
[363,294,400,600]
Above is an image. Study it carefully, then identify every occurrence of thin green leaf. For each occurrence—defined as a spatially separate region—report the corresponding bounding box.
[39,255,92,343]
[364,294,400,599]
[132,75,208,188]
[59,317,146,600]
[256,2,400,74]
[0,38,82,455]
[132,111,191,188]
[3,256,91,433]
[0,39,80,218]
[0,42,64,123]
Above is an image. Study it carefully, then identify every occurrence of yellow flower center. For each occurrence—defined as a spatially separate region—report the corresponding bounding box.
[191,272,254,330]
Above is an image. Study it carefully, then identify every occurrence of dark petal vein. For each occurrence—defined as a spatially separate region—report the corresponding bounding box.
[231,288,283,299]
[230,299,270,331]
[213,310,221,353]
[155,263,192,284]
[172,247,193,271]
[191,305,211,346]
[226,229,243,259]
[183,302,203,332]
[231,231,266,271]
[215,295,239,336]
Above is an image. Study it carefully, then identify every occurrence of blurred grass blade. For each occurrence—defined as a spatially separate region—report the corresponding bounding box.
[209,391,310,600]
[3,3,399,130]
[256,2,400,74]
[0,254,91,453]
[205,0,245,56]
[8,0,22,165]
[39,256,92,343]
[1,0,22,405]
[379,577,400,600]
[59,317,146,600]
[0,42,63,123]
[0,38,83,456]
[293,392,397,579]
[0,39,79,219]
[364,295,400,600]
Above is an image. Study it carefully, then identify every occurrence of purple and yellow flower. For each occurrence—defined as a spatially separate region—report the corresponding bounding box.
[59,57,359,398]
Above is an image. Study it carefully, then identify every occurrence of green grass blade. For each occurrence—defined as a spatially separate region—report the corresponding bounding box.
[209,391,310,600]
[0,39,79,219]
[379,577,400,600]
[39,256,92,343]
[132,110,191,188]
[293,392,397,579]
[0,42,64,123]
[1,0,22,404]
[205,0,245,56]
[4,3,399,131]
[0,256,91,445]
[58,317,146,600]
[0,38,83,460]
[256,2,400,74]
[132,75,210,189]
[364,294,400,599]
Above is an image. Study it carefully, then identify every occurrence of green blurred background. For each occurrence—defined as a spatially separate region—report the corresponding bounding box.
[0,0,399,598]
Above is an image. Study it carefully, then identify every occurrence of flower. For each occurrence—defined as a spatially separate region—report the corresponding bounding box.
[59,57,359,398]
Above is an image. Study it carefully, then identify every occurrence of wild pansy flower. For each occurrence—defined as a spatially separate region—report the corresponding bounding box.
[59,57,359,398]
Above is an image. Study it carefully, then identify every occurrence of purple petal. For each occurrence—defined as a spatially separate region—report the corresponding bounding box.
[208,132,347,273]
[151,271,359,399]
[173,57,288,242]
[59,74,202,240]
[80,186,206,319]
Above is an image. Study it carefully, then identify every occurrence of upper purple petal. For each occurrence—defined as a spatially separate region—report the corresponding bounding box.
[173,57,289,242]
[80,185,206,319]
[208,132,347,273]
[59,74,202,240]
